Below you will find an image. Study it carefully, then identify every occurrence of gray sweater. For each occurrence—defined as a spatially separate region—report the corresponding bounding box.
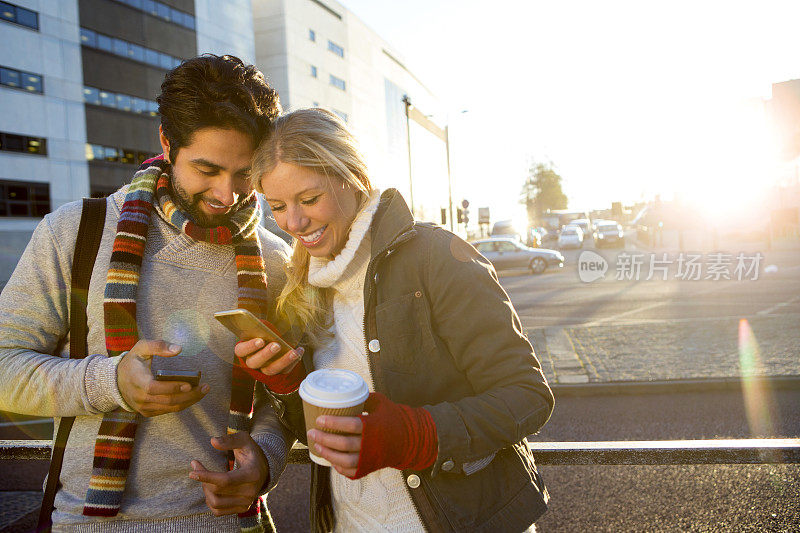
[0,187,294,531]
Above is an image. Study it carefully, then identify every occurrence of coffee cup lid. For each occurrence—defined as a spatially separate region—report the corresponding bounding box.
[299,369,369,408]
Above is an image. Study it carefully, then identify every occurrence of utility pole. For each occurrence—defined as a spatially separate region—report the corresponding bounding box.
[402,95,414,215]
[445,125,453,231]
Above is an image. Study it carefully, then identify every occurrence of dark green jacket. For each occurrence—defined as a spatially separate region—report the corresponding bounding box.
[273,189,554,532]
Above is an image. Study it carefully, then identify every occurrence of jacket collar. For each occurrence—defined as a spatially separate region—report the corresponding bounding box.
[369,188,415,260]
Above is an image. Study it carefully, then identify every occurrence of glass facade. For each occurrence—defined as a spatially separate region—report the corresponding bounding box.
[0,1,38,31]
[0,179,50,217]
[84,86,159,116]
[327,40,344,58]
[85,143,158,165]
[80,27,183,70]
[329,74,346,91]
[112,0,195,30]
[0,65,43,93]
[0,131,47,155]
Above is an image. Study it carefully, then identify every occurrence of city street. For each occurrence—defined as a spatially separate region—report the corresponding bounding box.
[2,237,799,531]
[500,237,800,385]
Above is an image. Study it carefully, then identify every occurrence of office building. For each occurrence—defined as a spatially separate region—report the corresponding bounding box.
[252,0,452,225]
[0,0,255,283]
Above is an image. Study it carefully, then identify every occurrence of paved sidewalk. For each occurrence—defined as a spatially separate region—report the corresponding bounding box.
[528,313,800,385]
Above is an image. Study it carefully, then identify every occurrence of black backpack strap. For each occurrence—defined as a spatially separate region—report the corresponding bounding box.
[38,197,107,532]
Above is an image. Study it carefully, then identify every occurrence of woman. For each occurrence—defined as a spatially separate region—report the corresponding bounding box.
[236,108,554,532]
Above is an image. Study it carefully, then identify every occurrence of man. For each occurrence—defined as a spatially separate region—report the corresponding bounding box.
[0,55,295,531]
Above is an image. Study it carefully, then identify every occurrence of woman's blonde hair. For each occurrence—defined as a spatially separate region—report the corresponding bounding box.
[251,108,374,343]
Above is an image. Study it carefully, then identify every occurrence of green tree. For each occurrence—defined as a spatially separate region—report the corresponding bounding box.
[520,161,568,225]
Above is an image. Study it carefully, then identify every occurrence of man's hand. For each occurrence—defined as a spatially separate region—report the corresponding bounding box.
[189,432,270,516]
[234,338,303,375]
[117,339,209,417]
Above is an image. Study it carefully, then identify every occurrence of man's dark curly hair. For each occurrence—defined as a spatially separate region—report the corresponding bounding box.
[157,54,281,161]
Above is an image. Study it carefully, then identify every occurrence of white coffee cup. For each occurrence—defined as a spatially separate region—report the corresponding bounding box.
[299,369,370,466]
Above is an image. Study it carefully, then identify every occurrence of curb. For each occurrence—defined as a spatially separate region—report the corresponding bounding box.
[550,375,800,397]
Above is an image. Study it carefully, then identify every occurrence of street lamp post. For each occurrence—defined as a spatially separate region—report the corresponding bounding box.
[402,95,415,215]
[445,125,453,231]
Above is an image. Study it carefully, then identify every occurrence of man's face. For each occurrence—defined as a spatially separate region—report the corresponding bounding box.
[160,126,255,227]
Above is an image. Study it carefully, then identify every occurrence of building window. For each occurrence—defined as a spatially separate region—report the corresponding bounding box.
[85,143,158,165]
[327,40,344,58]
[331,109,348,123]
[0,179,50,217]
[111,0,196,30]
[0,65,43,93]
[80,27,183,70]
[309,29,316,42]
[0,131,47,155]
[0,1,39,31]
[310,65,317,78]
[329,74,346,91]
[84,86,158,116]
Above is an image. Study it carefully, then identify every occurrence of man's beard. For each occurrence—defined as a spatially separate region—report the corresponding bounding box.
[170,177,243,228]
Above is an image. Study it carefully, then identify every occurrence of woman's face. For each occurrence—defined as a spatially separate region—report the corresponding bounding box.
[261,161,361,259]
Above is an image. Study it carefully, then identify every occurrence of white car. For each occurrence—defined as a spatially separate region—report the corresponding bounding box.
[558,226,584,248]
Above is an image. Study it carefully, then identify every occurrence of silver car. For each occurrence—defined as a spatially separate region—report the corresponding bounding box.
[472,238,564,274]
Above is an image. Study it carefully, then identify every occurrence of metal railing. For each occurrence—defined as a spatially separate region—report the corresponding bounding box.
[3,438,799,465]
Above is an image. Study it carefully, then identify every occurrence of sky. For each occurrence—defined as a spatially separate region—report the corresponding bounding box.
[337,0,800,223]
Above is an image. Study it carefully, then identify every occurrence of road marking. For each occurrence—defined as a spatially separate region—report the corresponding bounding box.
[757,295,800,316]
[0,419,52,427]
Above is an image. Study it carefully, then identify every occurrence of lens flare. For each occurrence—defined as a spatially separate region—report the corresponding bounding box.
[738,319,777,437]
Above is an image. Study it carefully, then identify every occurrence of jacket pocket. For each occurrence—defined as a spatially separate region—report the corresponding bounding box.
[374,290,437,373]
[426,445,546,531]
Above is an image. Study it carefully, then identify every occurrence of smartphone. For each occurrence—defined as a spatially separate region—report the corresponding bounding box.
[214,309,294,361]
[154,369,201,387]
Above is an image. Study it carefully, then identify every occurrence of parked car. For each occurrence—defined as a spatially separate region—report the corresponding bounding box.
[471,238,564,274]
[539,227,560,247]
[571,218,592,238]
[558,225,584,248]
[490,220,523,242]
[593,220,625,248]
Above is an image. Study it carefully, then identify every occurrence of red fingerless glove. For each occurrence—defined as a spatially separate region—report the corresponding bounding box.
[236,356,306,394]
[236,318,306,394]
[351,392,438,480]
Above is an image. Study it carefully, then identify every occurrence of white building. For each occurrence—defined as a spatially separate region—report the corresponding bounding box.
[252,0,452,226]
[0,1,88,281]
[0,0,258,284]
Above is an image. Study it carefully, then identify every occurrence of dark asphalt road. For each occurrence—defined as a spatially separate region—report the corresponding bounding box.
[497,248,800,329]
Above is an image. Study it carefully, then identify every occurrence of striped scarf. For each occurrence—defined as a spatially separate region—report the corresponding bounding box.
[83,157,270,531]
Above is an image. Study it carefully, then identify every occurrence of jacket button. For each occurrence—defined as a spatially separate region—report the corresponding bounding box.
[368,339,381,353]
[414,291,422,298]
[406,474,420,488]
[441,459,455,471]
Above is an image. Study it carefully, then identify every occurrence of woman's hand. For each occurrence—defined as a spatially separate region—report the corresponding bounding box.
[234,338,303,375]
[308,393,438,480]
[308,415,364,478]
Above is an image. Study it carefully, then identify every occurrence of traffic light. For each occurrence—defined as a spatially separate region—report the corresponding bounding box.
[457,208,464,224]
[441,208,447,225]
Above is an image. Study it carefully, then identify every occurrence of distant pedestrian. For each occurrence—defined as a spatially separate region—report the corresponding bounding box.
[236,108,555,532]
